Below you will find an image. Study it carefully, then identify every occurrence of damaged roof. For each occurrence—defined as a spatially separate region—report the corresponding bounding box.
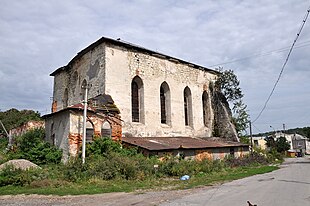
[43,94,120,118]
[50,36,219,76]
[122,137,248,151]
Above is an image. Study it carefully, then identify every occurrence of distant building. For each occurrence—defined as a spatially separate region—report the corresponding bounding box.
[9,120,44,137]
[251,136,267,150]
[251,132,310,155]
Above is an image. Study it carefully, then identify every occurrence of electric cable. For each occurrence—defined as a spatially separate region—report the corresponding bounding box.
[252,5,310,123]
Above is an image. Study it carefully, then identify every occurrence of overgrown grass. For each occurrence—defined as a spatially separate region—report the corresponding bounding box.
[0,165,278,195]
[0,135,281,195]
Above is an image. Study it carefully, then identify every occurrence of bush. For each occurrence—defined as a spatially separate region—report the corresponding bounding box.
[0,165,44,186]
[5,128,62,165]
[225,153,269,167]
[86,137,138,157]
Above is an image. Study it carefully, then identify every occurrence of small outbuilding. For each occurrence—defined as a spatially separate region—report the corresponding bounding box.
[43,94,122,161]
[122,136,249,161]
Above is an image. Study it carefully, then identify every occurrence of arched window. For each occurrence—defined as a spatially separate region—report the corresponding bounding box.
[51,123,56,146]
[131,76,144,123]
[160,81,171,125]
[101,121,112,138]
[202,91,211,127]
[63,88,68,108]
[71,71,78,95]
[86,121,94,143]
[184,86,193,127]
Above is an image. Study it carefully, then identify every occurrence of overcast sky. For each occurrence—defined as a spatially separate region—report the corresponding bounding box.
[1,0,309,134]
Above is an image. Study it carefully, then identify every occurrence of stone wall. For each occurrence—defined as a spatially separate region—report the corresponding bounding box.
[52,44,106,112]
[104,42,217,138]
[9,120,45,137]
[44,111,70,162]
[51,39,239,140]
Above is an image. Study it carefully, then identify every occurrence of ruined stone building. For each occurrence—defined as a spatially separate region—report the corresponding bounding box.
[44,37,245,160]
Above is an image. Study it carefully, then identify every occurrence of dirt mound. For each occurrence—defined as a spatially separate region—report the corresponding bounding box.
[0,159,41,171]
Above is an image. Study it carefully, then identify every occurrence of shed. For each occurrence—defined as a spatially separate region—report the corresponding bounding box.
[122,137,249,161]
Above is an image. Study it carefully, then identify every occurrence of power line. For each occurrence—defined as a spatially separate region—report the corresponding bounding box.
[252,5,310,123]
[208,40,310,68]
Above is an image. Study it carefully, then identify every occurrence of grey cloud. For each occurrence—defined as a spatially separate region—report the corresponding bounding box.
[0,0,309,133]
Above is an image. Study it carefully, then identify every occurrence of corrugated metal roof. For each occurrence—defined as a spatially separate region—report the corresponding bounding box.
[122,137,248,151]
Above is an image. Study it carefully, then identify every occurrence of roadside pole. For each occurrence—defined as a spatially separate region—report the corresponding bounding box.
[249,121,253,155]
[0,120,12,150]
[81,83,91,164]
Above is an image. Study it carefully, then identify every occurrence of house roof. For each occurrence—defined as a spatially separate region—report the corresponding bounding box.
[122,136,248,151]
[43,94,120,118]
[50,36,219,76]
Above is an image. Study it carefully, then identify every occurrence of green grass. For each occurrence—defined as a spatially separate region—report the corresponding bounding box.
[0,165,279,196]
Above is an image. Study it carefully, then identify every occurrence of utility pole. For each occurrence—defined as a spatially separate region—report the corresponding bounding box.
[0,120,12,150]
[81,82,91,164]
[249,121,253,155]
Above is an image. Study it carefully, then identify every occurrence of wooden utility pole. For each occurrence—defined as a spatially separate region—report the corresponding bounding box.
[249,121,253,154]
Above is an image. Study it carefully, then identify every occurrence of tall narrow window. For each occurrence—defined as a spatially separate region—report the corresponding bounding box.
[101,121,112,138]
[131,76,144,123]
[160,81,171,124]
[86,121,94,143]
[184,86,193,127]
[202,91,211,127]
[63,88,68,108]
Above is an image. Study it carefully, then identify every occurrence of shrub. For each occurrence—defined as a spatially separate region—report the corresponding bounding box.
[62,158,89,182]
[5,128,62,165]
[0,165,44,186]
[86,138,138,157]
[224,153,269,167]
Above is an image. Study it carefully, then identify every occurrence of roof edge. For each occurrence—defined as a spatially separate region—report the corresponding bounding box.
[50,36,220,76]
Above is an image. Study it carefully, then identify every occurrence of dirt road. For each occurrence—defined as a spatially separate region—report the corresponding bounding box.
[0,186,211,206]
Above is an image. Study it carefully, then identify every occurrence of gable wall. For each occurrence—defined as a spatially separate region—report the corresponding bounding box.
[52,44,106,111]
[104,43,217,137]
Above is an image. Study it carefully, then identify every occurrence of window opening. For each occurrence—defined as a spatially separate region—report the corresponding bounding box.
[101,121,112,138]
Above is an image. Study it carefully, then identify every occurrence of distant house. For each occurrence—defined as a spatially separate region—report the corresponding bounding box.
[251,132,310,155]
[291,134,309,155]
[251,136,267,150]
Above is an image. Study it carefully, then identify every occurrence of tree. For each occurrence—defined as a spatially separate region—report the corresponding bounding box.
[265,136,290,153]
[0,108,42,135]
[215,68,250,135]
[275,136,290,153]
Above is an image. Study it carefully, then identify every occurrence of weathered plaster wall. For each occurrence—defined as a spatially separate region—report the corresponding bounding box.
[104,43,217,138]
[52,41,221,138]
[45,111,70,162]
[145,147,249,161]
[53,44,106,112]
[45,110,122,161]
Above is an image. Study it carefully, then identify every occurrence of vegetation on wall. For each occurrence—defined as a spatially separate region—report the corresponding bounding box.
[215,68,250,135]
